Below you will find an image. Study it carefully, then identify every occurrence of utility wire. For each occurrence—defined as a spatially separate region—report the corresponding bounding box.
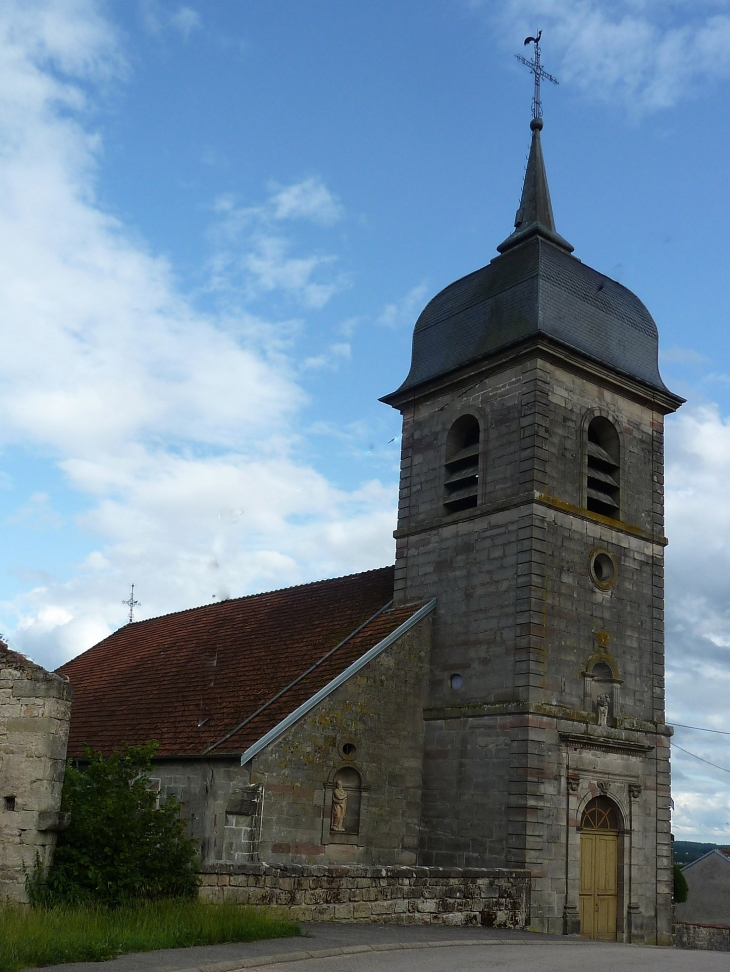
[674,723,730,736]
[673,744,730,776]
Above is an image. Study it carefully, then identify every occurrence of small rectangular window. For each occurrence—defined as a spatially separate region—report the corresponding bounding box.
[4,796,16,811]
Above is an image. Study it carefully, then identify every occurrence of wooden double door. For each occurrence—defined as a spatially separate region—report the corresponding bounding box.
[579,830,618,940]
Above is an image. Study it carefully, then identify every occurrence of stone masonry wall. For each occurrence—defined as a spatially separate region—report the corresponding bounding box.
[389,346,674,942]
[150,618,431,870]
[676,923,730,951]
[0,644,72,902]
[151,757,250,865]
[251,619,432,867]
[199,863,530,926]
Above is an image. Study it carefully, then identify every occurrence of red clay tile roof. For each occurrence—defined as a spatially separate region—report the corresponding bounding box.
[58,566,420,759]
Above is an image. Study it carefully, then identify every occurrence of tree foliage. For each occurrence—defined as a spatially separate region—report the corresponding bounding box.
[673,863,689,903]
[30,743,198,907]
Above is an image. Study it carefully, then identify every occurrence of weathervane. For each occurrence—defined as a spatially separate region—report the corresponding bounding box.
[122,583,140,624]
[515,30,558,121]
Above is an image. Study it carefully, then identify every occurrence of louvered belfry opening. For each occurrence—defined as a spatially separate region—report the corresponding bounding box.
[444,415,480,513]
[586,417,620,519]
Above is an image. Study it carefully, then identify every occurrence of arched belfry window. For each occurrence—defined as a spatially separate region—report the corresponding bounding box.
[444,415,480,513]
[586,418,620,519]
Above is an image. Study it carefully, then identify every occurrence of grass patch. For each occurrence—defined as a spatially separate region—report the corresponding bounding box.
[0,899,300,972]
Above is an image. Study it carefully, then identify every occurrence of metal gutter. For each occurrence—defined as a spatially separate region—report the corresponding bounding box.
[240,598,436,766]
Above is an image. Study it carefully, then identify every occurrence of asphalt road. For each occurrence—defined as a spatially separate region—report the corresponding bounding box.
[249,940,729,972]
[23,924,727,972]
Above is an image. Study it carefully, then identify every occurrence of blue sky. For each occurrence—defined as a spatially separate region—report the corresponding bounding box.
[1,0,730,839]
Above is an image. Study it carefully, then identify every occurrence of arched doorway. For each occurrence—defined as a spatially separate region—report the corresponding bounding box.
[579,797,621,940]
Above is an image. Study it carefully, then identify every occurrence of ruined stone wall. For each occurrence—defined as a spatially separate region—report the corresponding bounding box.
[0,644,72,902]
[199,863,530,926]
[676,923,730,951]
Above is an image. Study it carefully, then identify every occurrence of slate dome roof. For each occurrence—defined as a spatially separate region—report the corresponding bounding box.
[384,121,672,401]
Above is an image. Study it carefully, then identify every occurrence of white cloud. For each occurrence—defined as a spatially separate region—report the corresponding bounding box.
[8,456,396,669]
[6,492,63,531]
[139,0,201,40]
[169,6,201,39]
[301,342,351,371]
[377,283,429,328]
[0,2,395,670]
[487,0,730,111]
[665,404,730,835]
[269,177,344,226]
[241,235,341,309]
[208,181,349,310]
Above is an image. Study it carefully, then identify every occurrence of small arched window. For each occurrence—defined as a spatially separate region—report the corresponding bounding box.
[586,417,620,519]
[444,415,480,513]
[330,767,362,835]
[581,797,621,833]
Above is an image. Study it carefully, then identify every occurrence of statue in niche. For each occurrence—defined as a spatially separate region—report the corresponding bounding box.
[331,779,347,832]
[596,694,610,727]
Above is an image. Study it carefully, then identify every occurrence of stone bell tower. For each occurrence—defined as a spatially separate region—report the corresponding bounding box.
[381,115,683,943]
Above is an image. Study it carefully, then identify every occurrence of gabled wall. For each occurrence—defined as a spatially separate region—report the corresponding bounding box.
[250,617,432,866]
[149,616,432,870]
[0,646,72,901]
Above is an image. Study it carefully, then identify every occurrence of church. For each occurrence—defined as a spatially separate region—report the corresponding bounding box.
[59,104,682,943]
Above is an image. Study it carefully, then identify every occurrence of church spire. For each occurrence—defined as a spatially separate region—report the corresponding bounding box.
[498,33,573,255]
[497,117,573,254]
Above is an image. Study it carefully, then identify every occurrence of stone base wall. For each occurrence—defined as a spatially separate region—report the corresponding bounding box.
[676,922,730,951]
[199,863,530,926]
[0,644,72,902]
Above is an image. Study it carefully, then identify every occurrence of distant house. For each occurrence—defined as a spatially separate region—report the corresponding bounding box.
[676,849,730,927]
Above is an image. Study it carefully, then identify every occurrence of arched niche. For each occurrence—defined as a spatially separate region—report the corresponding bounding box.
[583,650,622,727]
[323,766,364,844]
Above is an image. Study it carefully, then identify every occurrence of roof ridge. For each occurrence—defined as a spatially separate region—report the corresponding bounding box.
[58,565,395,670]
[682,848,730,871]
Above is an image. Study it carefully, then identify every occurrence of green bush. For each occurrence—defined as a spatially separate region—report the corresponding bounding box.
[29,743,198,907]
[0,900,300,972]
[673,863,688,903]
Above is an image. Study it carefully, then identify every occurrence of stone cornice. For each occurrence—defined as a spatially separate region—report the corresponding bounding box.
[394,495,667,546]
[423,700,672,738]
[382,333,684,416]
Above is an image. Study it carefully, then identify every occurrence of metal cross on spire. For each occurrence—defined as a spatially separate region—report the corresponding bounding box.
[515,30,558,121]
[122,583,140,624]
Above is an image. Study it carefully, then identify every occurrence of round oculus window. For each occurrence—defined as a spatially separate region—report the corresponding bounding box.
[590,549,617,590]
